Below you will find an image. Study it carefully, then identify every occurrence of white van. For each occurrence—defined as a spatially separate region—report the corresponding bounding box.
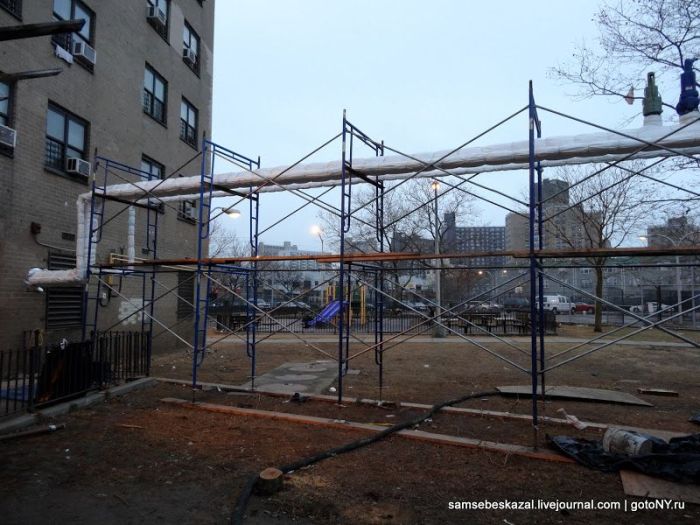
[541,295,575,315]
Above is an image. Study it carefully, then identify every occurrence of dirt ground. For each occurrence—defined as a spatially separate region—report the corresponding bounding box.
[152,329,700,433]
[3,328,700,524]
[1,382,699,525]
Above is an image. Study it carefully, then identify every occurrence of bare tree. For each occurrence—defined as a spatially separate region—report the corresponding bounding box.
[207,221,247,307]
[208,220,246,258]
[551,0,699,113]
[259,262,304,299]
[550,163,660,331]
[318,177,474,304]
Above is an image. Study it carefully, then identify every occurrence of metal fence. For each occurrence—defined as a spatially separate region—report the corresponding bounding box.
[0,331,150,419]
[212,308,557,336]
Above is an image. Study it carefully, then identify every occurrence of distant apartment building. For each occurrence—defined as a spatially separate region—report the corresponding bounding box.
[504,179,598,297]
[646,215,700,247]
[504,178,582,252]
[0,1,215,349]
[258,241,333,290]
[443,212,505,267]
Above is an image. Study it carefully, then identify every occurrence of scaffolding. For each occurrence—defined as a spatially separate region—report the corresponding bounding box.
[79,82,700,448]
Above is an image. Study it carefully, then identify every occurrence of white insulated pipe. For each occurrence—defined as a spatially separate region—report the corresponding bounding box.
[127,206,136,270]
[96,118,700,201]
[24,115,700,287]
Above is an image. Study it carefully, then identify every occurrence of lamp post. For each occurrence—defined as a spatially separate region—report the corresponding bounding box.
[431,180,445,337]
[640,231,698,322]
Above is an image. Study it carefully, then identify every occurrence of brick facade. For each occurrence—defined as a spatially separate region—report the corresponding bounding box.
[0,0,215,350]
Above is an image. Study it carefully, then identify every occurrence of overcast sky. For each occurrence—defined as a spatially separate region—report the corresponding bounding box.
[209,0,666,251]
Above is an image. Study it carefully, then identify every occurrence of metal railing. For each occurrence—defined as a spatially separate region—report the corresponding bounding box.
[1,331,150,419]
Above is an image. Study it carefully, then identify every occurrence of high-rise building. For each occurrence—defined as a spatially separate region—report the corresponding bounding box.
[504,179,586,252]
[0,1,215,349]
[443,212,505,267]
[646,215,700,247]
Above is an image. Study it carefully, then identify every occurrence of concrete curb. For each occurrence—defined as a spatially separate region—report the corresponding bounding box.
[0,377,157,436]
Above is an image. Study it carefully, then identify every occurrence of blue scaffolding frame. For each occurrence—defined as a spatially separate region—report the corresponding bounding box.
[81,83,700,449]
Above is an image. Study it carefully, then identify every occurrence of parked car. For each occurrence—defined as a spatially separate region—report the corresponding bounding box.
[503,297,530,310]
[575,302,595,314]
[541,295,575,315]
[630,302,675,314]
[256,299,271,309]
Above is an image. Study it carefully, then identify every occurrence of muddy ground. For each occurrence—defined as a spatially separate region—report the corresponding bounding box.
[2,329,700,524]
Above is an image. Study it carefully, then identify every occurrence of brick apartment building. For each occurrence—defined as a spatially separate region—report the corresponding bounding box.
[0,0,215,349]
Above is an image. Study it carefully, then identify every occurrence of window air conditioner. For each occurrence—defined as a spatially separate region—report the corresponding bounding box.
[147,5,167,27]
[66,157,91,177]
[183,47,197,66]
[72,40,97,66]
[0,124,16,149]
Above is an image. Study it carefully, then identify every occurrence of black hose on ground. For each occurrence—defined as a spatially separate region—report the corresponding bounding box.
[230,390,500,524]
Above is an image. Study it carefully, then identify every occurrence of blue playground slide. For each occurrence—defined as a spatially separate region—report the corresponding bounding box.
[308,300,344,327]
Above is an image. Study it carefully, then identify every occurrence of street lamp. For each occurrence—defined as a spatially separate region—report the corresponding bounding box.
[431,181,445,337]
[640,231,698,321]
[310,224,324,252]
[213,206,241,219]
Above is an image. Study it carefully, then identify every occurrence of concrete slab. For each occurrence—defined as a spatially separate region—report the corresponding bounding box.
[497,385,654,406]
[240,361,338,395]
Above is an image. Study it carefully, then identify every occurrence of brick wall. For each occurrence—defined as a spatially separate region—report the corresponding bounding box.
[0,0,215,351]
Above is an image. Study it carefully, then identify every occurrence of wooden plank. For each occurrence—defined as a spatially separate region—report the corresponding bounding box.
[621,470,700,504]
[497,385,653,407]
[155,377,686,438]
[160,397,573,463]
[637,388,679,397]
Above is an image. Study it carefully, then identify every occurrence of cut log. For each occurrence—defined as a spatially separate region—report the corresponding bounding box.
[256,467,284,496]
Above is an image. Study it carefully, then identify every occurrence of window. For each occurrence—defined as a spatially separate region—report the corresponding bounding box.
[0,81,10,126]
[45,104,88,173]
[141,155,164,180]
[146,0,169,40]
[143,65,167,124]
[0,0,21,18]
[178,199,197,223]
[182,21,200,74]
[180,98,198,147]
[52,0,94,64]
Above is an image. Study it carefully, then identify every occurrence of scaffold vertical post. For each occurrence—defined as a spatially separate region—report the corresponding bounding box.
[536,161,546,424]
[528,80,540,448]
[191,139,214,399]
[246,180,260,389]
